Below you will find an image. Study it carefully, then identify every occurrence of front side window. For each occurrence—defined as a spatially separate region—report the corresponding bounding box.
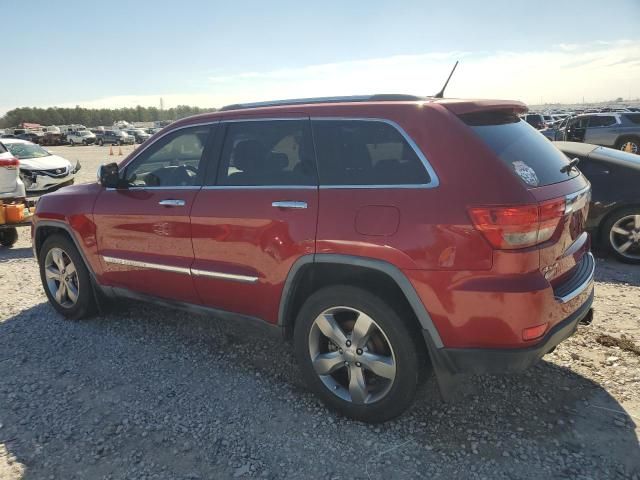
[312,120,430,186]
[124,125,211,187]
[216,120,316,186]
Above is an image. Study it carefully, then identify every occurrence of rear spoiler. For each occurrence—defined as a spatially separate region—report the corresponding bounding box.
[437,99,528,116]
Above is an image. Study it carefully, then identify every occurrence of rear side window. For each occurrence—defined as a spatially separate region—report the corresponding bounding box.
[624,113,640,125]
[462,112,578,187]
[312,120,430,186]
[216,120,316,186]
[588,116,617,127]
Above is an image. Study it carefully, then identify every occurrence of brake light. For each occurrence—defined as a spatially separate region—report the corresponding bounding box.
[468,198,565,249]
[0,157,19,167]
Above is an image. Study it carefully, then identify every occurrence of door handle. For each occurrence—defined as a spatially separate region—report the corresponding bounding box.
[272,201,307,209]
[158,199,186,207]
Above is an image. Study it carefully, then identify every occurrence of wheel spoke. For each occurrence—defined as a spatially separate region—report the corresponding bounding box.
[351,312,376,348]
[612,226,630,236]
[51,249,65,271]
[348,366,368,404]
[65,281,79,303]
[45,265,60,280]
[618,240,633,253]
[312,351,345,375]
[360,352,396,379]
[635,215,640,230]
[65,262,76,276]
[315,313,348,346]
[55,282,65,303]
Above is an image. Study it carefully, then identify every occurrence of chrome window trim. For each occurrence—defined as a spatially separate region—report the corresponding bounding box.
[220,117,308,123]
[102,255,259,284]
[106,185,201,191]
[310,117,440,189]
[191,268,258,284]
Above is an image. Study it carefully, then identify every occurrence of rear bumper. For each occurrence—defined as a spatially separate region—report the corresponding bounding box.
[428,288,594,375]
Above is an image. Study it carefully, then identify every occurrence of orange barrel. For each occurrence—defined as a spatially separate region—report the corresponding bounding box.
[5,204,24,223]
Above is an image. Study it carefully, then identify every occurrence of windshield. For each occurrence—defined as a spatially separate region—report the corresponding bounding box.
[6,142,51,159]
[80,131,92,136]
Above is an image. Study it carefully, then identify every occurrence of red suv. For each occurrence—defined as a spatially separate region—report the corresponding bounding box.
[32,95,594,422]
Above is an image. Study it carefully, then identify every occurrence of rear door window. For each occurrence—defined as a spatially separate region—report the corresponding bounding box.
[623,113,640,125]
[588,116,617,127]
[461,112,579,187]
[215,120,316,186]
[311,119,431,186]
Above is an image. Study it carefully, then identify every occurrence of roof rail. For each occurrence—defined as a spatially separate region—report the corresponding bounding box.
[220,94,426,111]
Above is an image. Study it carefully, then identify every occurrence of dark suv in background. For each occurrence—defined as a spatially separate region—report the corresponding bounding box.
[95,130,135,146]
[31,95,594,421]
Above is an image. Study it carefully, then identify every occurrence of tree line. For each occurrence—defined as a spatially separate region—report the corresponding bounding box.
[0,105,216,128]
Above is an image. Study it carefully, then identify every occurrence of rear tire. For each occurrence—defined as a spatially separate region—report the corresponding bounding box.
[98,139,104,146]
[69,139,75,146]
[601,207,640,264]
[294,285,422,422]
[39,233,97,319]
[0,228,18,247]
[615,136,640,155]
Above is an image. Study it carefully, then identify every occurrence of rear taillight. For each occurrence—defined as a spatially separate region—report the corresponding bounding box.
[468,198,566,249]
[0,157,19,168]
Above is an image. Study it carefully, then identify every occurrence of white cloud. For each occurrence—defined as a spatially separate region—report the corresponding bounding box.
[7,40,639,113]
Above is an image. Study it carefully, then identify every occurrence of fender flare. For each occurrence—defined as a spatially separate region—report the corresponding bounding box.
[278,253,444,348]
[33,220,98,280]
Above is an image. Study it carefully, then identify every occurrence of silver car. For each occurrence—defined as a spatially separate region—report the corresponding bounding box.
[555,113,640,153]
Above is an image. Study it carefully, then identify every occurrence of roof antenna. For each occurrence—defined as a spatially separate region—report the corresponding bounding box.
[433,61,459,98]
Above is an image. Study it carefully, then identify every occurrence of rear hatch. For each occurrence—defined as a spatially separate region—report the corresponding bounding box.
[460,110,591,287]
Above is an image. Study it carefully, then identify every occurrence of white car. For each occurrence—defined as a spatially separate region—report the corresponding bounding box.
[0,139,79,194]
[0,143,26,200]
[67,130,97,146]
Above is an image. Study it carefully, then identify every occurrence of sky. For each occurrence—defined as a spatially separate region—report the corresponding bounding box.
[1,0,639,115]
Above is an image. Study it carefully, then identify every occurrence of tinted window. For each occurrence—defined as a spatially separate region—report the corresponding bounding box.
[462,113,579,186]
[624,113,640,125]
[216,120,315,186]
[312,120,430,186]
[588,116,616,127]
[125,125,211,187]
[525,114,544,125]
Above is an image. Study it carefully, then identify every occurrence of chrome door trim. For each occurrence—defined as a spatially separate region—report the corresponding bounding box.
[201,185,317,190]
[272,201,308,209]
[191,269,258,284]
[102,255,259,283]
[102,256,191,275]
[309,117,440,189]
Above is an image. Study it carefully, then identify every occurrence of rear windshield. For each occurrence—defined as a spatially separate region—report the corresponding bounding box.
[461,112,579,187]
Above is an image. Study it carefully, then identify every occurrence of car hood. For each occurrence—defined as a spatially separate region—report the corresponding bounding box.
[19,154,73,170]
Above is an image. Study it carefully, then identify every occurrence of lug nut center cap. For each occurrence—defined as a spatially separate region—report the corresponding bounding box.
[343,349,357,362]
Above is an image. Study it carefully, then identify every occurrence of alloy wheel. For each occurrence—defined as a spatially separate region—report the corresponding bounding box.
[610,214,640,260]
[44,247,80,308]
[308,306,396,405]
[620,141,639,154]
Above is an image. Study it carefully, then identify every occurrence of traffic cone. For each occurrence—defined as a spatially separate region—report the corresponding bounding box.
[118,146,123,156]
[109,145,114,156]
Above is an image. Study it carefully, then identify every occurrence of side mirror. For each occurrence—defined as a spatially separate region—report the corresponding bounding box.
[97,162,123,188]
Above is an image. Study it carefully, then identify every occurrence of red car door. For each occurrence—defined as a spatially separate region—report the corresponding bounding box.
[190,117,318,323]
[93,124,215,304]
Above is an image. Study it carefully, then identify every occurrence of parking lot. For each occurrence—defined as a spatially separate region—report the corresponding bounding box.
[1,145,639,479]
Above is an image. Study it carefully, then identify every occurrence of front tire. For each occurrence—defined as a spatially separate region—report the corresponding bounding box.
[98,139,104,146]
[0,228,18,247]
[39,233,96,319]
[294,285,422,422]
[601,207,640,264]
[69,139,75,146]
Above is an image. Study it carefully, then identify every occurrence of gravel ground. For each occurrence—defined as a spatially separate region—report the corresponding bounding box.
[1,146,639,479]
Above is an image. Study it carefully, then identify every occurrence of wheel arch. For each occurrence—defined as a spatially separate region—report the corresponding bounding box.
[33,220,97,280]
[278,254,443,348]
